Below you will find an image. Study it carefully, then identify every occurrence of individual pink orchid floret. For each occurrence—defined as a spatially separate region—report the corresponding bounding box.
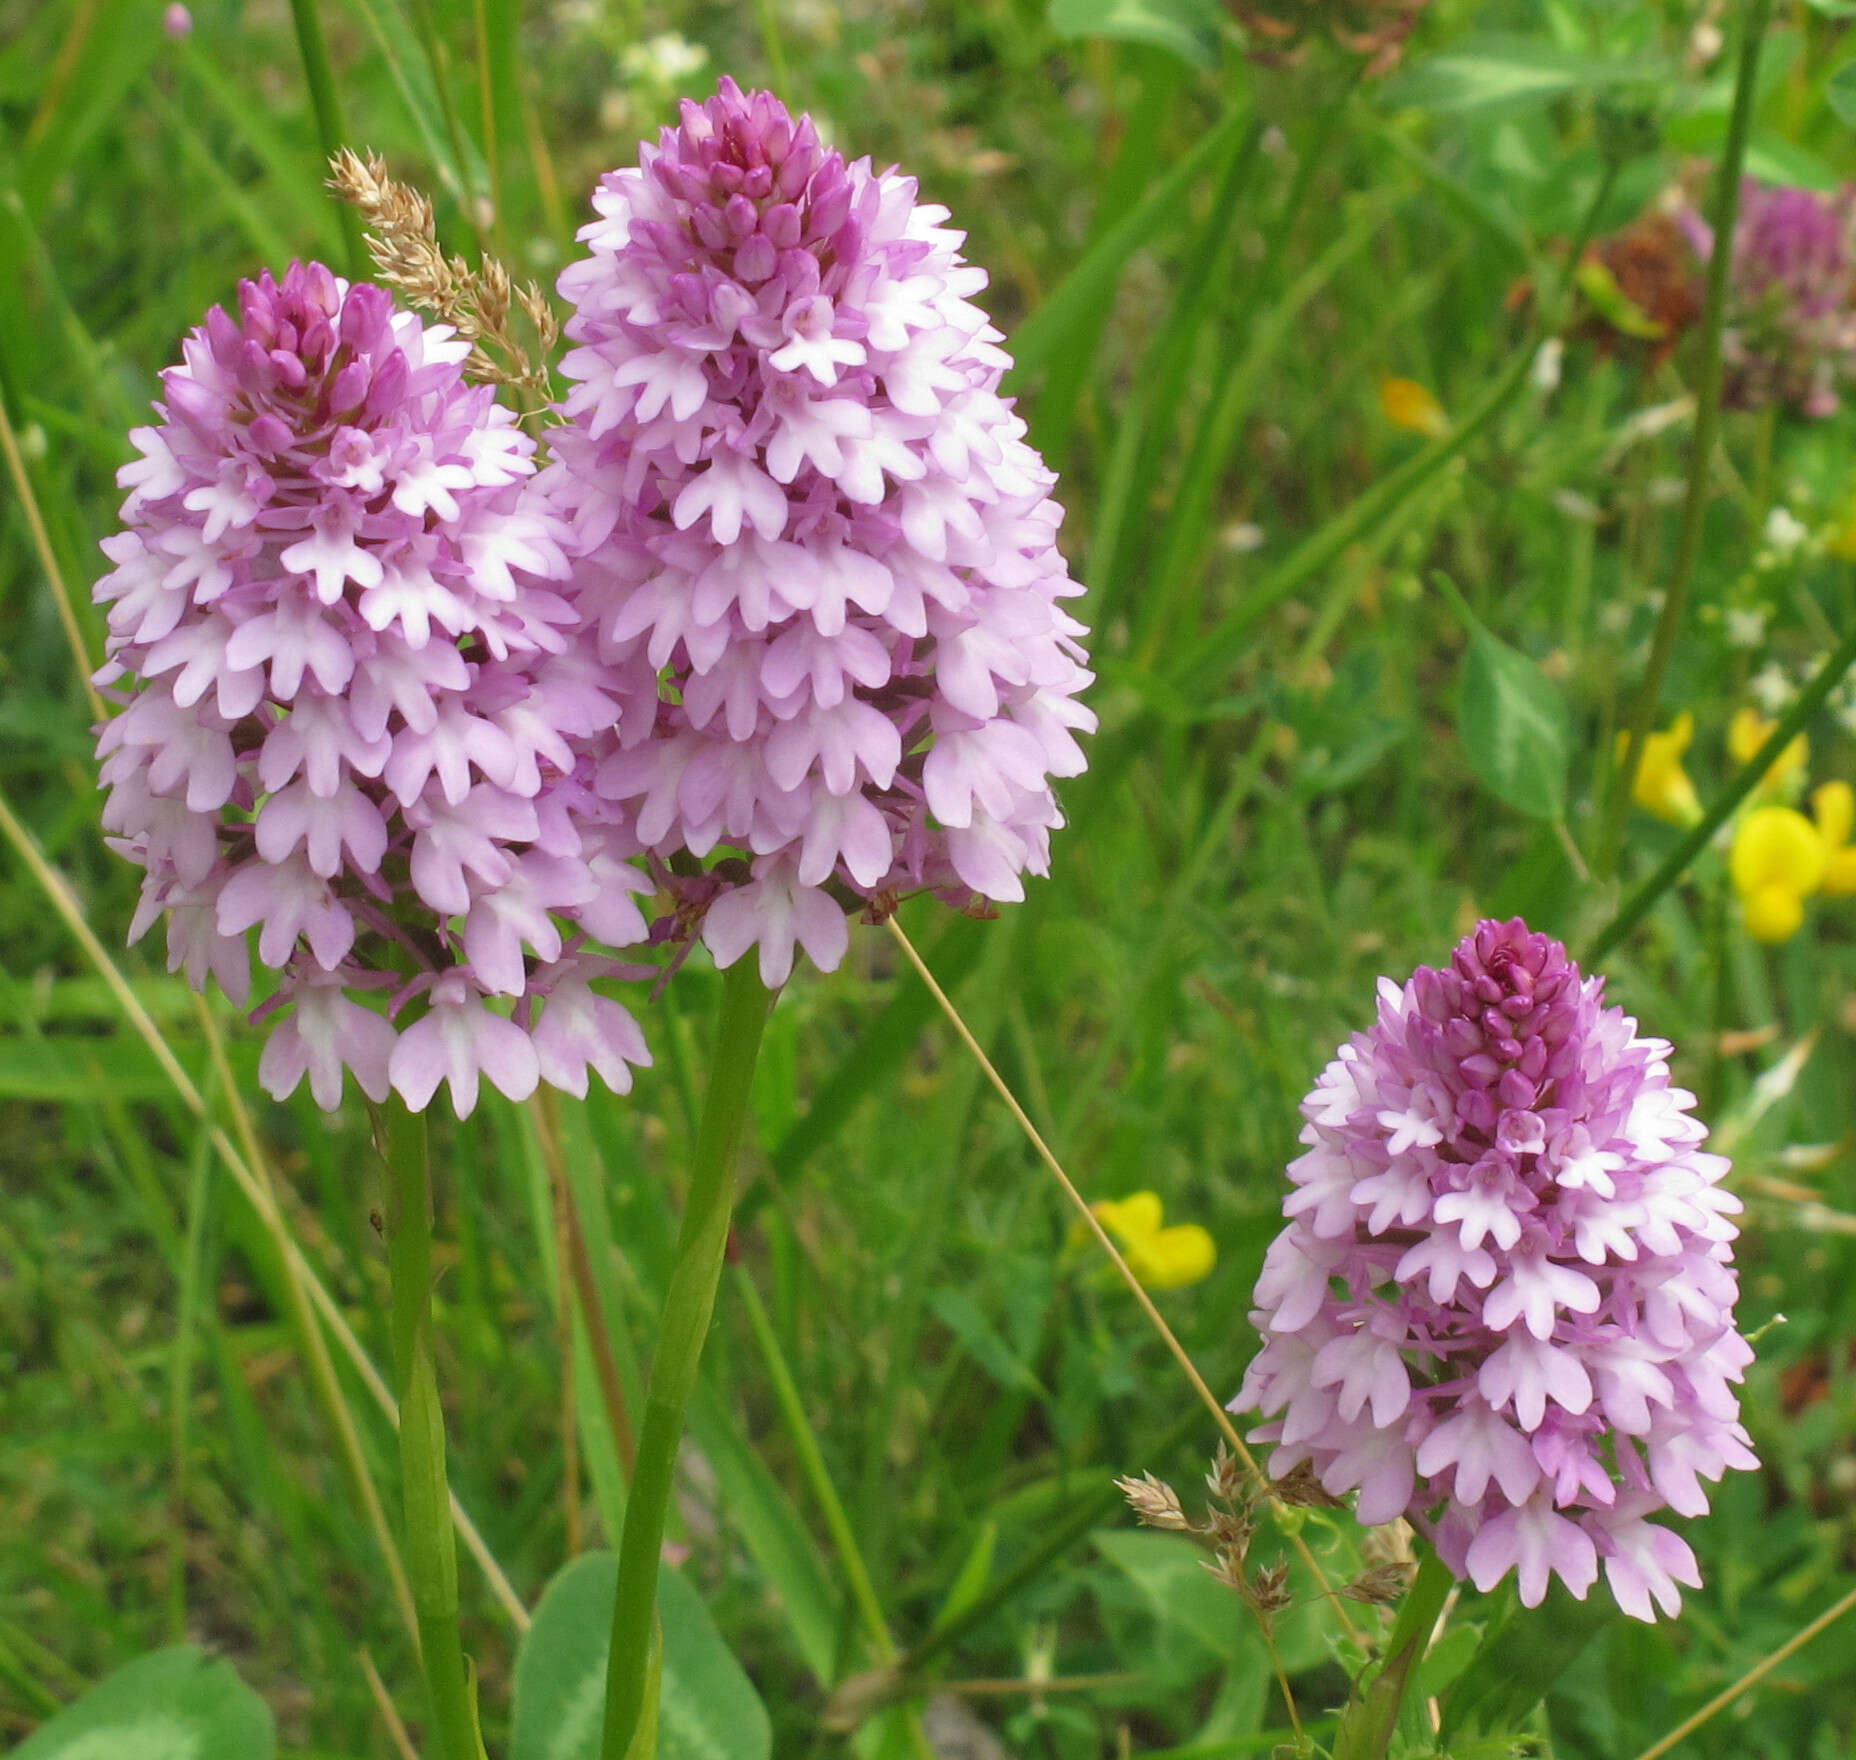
[544,80,1095,986]
[94,262,653,1117]
[1234,919,1756,1621]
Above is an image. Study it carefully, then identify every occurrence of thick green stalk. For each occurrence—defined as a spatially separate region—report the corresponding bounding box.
[602,960,774,1760]
[1331,1546,1455,1760]
[1587,605,1856,965]
[380,1104,482,1760]
[286,0,368,277]
[1600,0,1773,871]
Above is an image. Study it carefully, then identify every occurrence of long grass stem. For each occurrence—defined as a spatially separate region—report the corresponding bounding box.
[0,382,103,723]
[1601,0,1773,871]
[601,959,773,1760]
[1172,156,1618,703]
[195,997,421,1647]
[286,0,368,276]
[1633,1579,1856,1760]
[378,1103,482,1760]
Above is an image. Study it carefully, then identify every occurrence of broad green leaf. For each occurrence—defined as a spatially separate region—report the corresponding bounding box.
[1047,0,1222,68]
[1439,578,1570,820]
[14,1646,274,1760]
[511,1555,772,1760]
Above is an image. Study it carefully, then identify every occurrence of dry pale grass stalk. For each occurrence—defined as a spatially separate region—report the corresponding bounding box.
[328,148,558,400]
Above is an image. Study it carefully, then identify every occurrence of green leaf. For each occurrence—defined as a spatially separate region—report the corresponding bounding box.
[344,0,490,212]
[929,1288,1052,1397]
[511,1555,772,1760]
[1438,577,1570,820]
[1380,35,1670,114]
[1441,1585,1616,1741]
[1094,1530,1247,1664]
[1047,0,1222,67]
[1831,63,1856,128]
[14,1647,274,1760]
[1742,132,1841,191]
[0,1034,261,1101]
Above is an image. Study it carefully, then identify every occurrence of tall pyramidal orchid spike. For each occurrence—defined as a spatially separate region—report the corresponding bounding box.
[1234,919,1757,1620]
[93,261,653,1118]
[542,79,1095,987]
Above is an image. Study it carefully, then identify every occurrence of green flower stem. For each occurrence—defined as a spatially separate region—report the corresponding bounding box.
[1600,0,1773,873]
[379,1103,482,1760]
[1331,1545,1456,1760]
[1587,604,1856,965]
[602,960,774,1760]
[285,0,368,278]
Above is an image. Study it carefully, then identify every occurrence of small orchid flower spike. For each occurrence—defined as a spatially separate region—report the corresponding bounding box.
[94,262,653,1117]
[1235,919,1756,1620]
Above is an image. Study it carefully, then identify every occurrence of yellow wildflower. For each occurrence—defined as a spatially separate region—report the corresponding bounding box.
[1812,782,1856,895]
[1730,805,1827,943]
[1620,712,1702,825]
[1728,707,1808,800]
[1088,1192,1216,1291]
[1379,377,1449,437]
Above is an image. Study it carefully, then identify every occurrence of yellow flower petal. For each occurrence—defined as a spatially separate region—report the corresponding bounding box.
[1092,1192,1164,1243]
[1815,780,1855,849]
[1379,377,1449,437]
[1744,881,1806,944]
[1127,1225,1217,1291]
[1813,782,1856,895]
[1731,806,1827,940]
[1088,1193,1215,1290]
[1729,707,1808,798]
[1621,712,1702,825]
[1825,851,1856,897]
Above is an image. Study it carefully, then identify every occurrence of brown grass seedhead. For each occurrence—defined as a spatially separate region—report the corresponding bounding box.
[1269,1459,1346,1509]
[1249,1560,1293,1616]
[1340,1561,1415,1606]
[328,149,558,402]
[1115,1471,1193,1532]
